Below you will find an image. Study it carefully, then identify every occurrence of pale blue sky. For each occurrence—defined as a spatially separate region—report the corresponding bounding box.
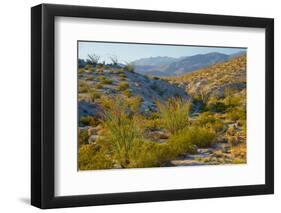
[78,41,246,63]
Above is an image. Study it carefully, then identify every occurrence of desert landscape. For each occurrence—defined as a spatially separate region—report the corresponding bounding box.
[77,42,247,170]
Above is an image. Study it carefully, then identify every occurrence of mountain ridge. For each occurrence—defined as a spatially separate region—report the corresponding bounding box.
[133,51,246,77]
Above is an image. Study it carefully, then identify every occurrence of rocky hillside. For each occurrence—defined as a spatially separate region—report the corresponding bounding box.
[167,54,246,100]
[165,55,247,165]
[78,67,189,119]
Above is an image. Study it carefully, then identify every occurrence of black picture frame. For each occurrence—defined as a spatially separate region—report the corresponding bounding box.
[31,3,274,209]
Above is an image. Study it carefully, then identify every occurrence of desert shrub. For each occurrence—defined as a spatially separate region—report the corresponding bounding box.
[206,97,227,112]
[79,86,88,93]
[139,117,163,130]
[78,129,89,146]
[78,144,114,170]
[226,107,246,122]
[97,76,106,81]
[230,143,246,164]
[96,64,103,69]
[123,89,132,97]
[78,81,90,93]
[167,128,196,155]
[127,141,173,168]
[102,97,143,167]
[123,63,134,72]
[94,83,103,89]
[190,126,216,147]
[152,76,160,80]
[79,116,98,126]
[102,79,113,84]
[89,68,96,72]
[80,116,92,126]
[168,126,215,151]
[89,91,101,101]
[97,76,113,84]
[226,125,246,145]
[84,64,92,70]
[119,73,127,78]
[113,69,124,74]
[157,98,190,134]
[118,81,129,91]
[78,68,85,73]
[198,89,210,105]
[86,75,94,81]
[224,95,242,107]
[194,112,225,133]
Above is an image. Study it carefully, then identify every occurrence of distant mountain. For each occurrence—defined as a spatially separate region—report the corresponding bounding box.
[133,56,177,74]
[133,56,177,66]
[229,50,246,58]
[133,51,245,77]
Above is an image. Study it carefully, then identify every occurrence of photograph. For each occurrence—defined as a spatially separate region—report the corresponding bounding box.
[30,3,274,209]
[77,41,247,170]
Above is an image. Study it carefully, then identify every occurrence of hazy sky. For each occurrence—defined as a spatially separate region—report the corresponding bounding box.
[78,41,246,63]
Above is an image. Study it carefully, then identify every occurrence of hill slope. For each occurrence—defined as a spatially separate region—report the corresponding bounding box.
[166,55,247,166]
[78,67,189,118]
[167,54,246,99]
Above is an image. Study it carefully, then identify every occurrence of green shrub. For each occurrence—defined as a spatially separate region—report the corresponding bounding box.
[78,81,90,93]
[118,81,129,91]
[168,126,215,153]
[78,144,114,170]
[167,128,196,155]
[96,64,103,69]
[119,73,127,78]
[86,75,94,81]
[97,76,113,84]
[78,129,89,146]
[102,98,143,168]
[206,97,227,112]
[194,112,225,133]
[226,107,246,122]
[102,79,113,84]
[97,76,106,81]
[79,116,98,126]
[95,83,103,89]
[89,91,101,101]
[89,68,96,72]
[78,68,85,73]
[127,141,173,168]
[84,64,92,70]
[224,95,241,107]
[80,116,92,126]
[124,63,134,72]
[157,98,190,134]
[123,90,132,97]
[113,69,124,74]
[190,127,216,147]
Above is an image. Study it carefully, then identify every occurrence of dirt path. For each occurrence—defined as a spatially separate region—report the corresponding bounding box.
[170,143,232,166]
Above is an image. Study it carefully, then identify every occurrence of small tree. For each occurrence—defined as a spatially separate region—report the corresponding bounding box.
[123,61,135,72]
[110,55,119,67]
[87,54,100,66]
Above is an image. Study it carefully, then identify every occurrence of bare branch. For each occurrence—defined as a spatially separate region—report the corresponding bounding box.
[87,54,100,65]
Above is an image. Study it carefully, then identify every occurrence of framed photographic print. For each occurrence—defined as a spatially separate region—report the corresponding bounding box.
[31,3,274,209]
